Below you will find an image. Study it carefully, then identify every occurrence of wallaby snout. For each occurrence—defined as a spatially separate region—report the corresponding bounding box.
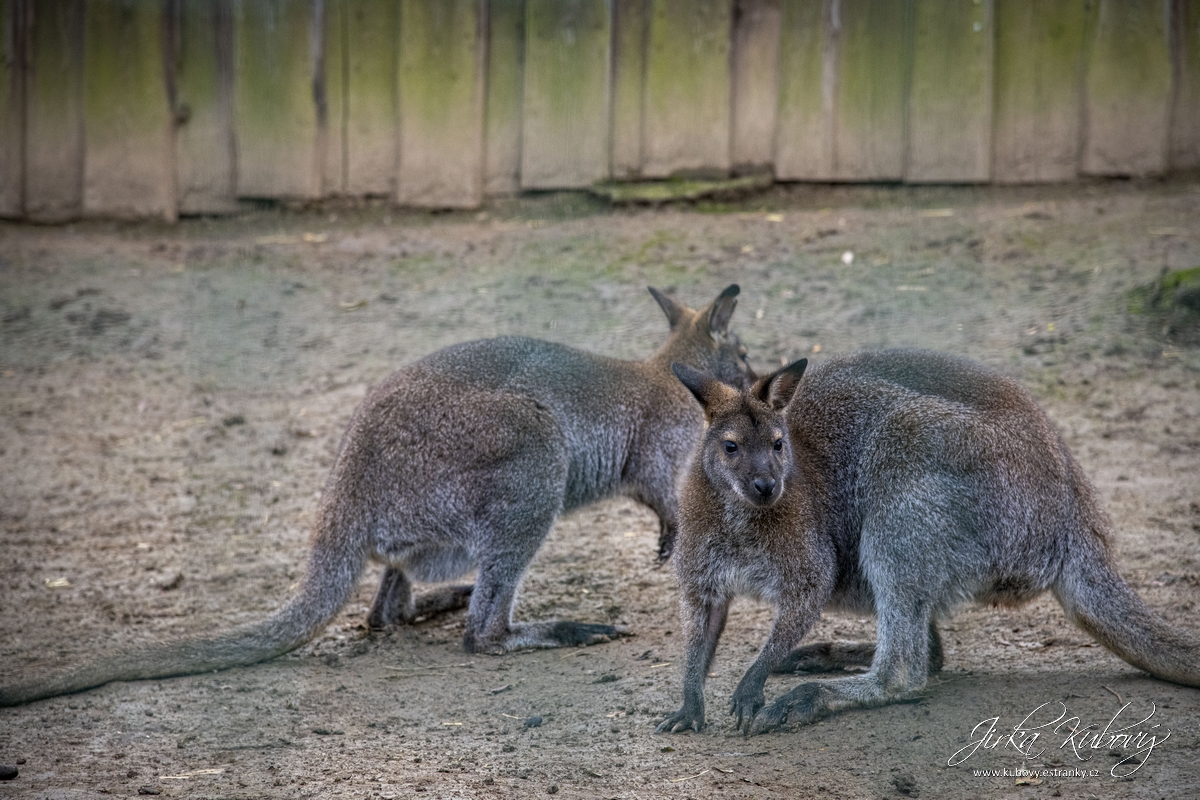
[753,477,776,498]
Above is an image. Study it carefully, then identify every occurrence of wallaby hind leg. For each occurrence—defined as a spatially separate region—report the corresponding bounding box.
[773,622,942,675]
[749,604,934,735]
[367,568,473,629]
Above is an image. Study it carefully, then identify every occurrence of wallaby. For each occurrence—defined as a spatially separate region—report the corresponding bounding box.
[658,349,1200,736]
[0,285,753,707]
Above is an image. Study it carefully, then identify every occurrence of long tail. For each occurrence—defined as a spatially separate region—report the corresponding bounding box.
[1055,535,1200,688]
[0,532,367,707]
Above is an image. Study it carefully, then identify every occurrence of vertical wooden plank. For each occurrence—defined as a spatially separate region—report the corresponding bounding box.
[396,0,484,207]
[321,0,345,194]
[83,0,173,219]
[25,0,83,221]
[774,0,825,180]
[234,0,321,199]
[731,0,780,172]
[907,0,993,182]
[0,0,24,217]
[1083,0,1171,176]
[484,0,522,193]
[832,0,907,181]
[611,0,646,179]
[992,0,1089,183]
[643,0,733,177]
[344,0,396,195]
[175,0,237,214]
[520,0,610,189]
[1169,0,1200,170]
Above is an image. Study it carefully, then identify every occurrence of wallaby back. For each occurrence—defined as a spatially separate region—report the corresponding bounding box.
[1,285,752,707]
[660,348,1199,736]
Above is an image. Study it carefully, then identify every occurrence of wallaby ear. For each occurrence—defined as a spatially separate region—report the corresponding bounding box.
[702,284,740,336]
[648,286,687,329]
[752,358,807,410]
[672,362,739,412]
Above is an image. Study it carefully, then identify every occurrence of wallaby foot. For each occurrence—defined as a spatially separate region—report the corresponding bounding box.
[465,621,623,654]
[747,671,919,735]
[367,567,473,629]
[772,641,875,674]
[776,624,943,674]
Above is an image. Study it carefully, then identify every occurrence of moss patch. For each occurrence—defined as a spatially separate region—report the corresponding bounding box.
[590,173,772,205]
[1128,266,1200,344]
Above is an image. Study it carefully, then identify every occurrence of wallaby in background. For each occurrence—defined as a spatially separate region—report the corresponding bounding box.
[0,285,753,707]
[658,349,1200,736]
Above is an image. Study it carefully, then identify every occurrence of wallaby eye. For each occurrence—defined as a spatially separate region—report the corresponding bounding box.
[723,441,738,454]
[773,438,783,452]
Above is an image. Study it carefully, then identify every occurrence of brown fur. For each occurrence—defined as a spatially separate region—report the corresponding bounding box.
[659,349,1200,735]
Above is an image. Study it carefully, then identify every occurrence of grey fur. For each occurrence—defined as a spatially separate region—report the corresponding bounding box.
[0,286,752,707]
[659,349,1200,736]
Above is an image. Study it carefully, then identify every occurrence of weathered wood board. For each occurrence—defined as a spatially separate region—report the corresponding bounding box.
[730,0,780,172]
[484,0,523,194]
[832,0,907,181]
[344,0,397,196]
[642,0,733,178]
[992,0,1090,183]
[1169,0,1200,170]
[520,0,611,189]
[175,0,238,214]
[1082,0,1171,176]
[906,0,994,182]
[774,0,826,180]
[24,0,84,221]
[610,0,646,179]
[83,0,173,219]
[0,0,24,217]
[396,0,484,207]
[322,0,345,195]
[234,0,320,199]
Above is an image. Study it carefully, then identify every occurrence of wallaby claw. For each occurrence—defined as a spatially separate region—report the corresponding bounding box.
[748,701,790,736]
[656,709,704,734]
[729,691,765,735]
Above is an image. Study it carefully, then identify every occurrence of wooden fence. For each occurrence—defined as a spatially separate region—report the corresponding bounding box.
[1,0,1198,221]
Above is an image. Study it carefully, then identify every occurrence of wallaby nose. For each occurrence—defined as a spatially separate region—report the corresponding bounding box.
[753,478,776,498]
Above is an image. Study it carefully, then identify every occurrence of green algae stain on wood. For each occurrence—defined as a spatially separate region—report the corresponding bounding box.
[397,0,484,207]
[642,0,733,178]
[345,0,398,196]
[485,0,524,193]
[521,0,611,189]
[833,0,907,181]
[907,0,994,182]
[176,0,238,214]
[611,0,647,179]
[731,0,781,172]
[25,0,84,221]
[993,0,1090,183]
[0,0,23,217]
[83,0,173,219]
[1169,0,1200,170]
[775,0,825,180]
[1083,0,1171,176]
[234,0,320,199]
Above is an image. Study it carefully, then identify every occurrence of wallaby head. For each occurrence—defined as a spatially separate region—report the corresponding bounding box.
[650,284,755,390]
[672,359,807,508]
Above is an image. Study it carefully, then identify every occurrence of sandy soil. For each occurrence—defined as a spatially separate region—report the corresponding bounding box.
[1,181,1198,799]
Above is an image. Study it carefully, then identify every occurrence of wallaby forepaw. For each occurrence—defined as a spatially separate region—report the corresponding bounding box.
[729,691,765,735]
[655,709,704,734]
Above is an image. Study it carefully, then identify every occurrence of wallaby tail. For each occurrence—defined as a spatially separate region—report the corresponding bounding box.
[1055,537,1200,688]
[0,532,367,707]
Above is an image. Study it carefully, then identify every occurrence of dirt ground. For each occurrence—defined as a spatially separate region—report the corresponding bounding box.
[1,181,1198,800]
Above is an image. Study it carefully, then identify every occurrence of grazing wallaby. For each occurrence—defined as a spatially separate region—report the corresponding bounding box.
[0,285,753,707]
[658,349,1200,736]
